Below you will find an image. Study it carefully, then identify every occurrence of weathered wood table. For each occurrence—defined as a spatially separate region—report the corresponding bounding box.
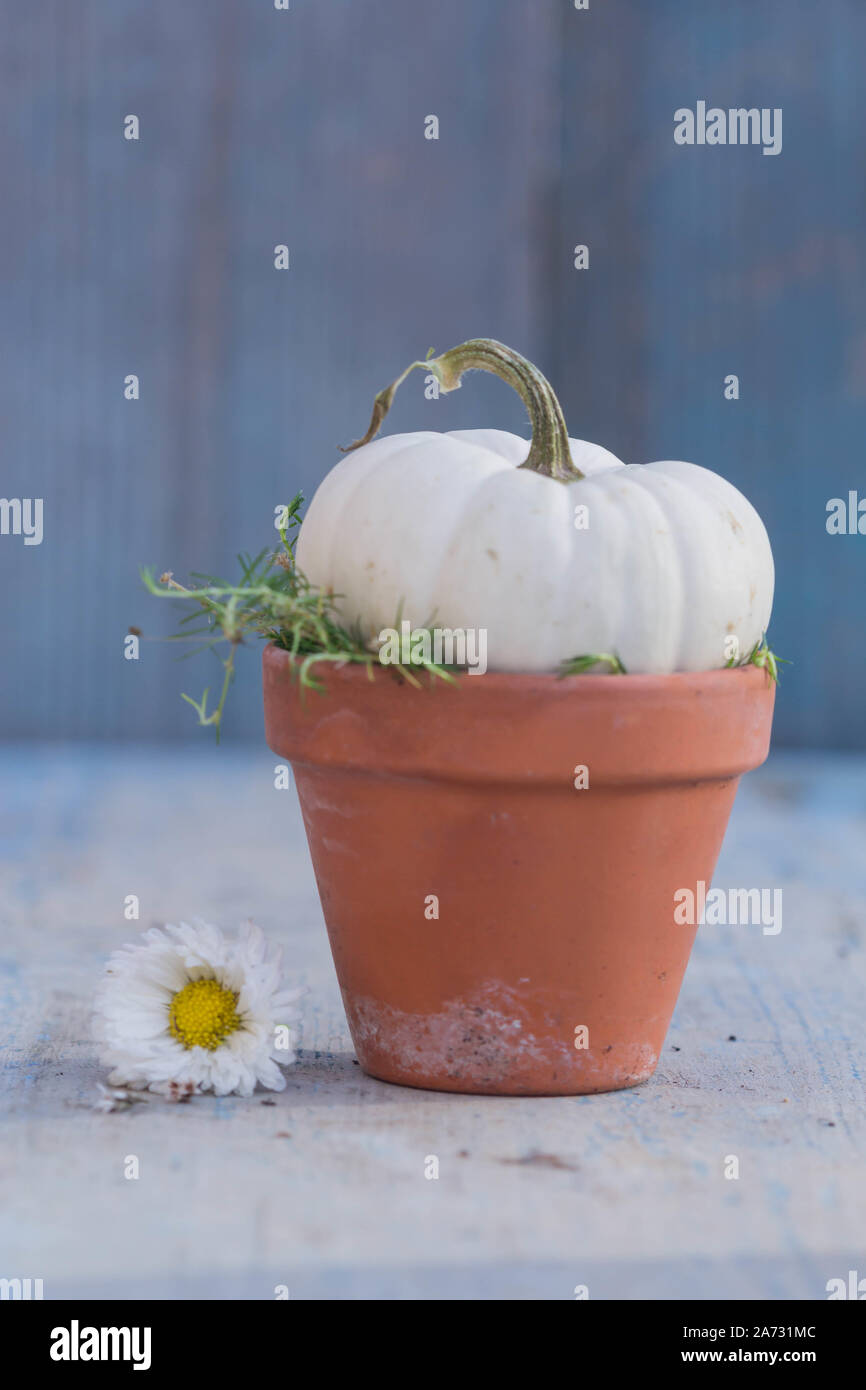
[1,745,863,1300]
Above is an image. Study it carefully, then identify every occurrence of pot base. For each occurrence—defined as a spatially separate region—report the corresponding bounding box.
[357,1066,654,1098]
[344,983,660,1096]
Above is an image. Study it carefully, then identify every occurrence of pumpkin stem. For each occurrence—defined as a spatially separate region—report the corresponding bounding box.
[340,338,584,481]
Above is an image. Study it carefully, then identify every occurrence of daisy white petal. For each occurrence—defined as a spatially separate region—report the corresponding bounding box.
[93,920,303,1098]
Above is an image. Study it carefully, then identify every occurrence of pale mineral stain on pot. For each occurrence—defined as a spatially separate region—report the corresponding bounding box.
[347,981,574,1089]
[345,982,658,1094]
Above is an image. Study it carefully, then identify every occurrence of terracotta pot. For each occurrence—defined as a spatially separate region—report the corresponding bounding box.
[263,647,775,1096]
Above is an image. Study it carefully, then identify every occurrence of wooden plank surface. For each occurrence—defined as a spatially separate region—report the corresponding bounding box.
[1,744,863,1299]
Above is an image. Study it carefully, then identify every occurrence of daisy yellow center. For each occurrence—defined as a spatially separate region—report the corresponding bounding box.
[169,979,241,1051]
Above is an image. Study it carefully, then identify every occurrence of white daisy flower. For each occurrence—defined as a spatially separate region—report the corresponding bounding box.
[93,920,304,1098]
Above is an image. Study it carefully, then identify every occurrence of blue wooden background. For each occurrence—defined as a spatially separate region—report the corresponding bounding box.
[1,0,864,747]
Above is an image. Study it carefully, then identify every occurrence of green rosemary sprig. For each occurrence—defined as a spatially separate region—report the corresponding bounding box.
[141,493,452,740]
[558,652,628,676]
[727,634,788,684]
[560,635,786,682]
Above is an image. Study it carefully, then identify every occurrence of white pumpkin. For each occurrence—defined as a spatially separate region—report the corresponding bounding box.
[297,340,774,674]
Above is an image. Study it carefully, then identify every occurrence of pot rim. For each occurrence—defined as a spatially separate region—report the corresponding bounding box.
[263,645,776,786]
[263,641,773,695]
